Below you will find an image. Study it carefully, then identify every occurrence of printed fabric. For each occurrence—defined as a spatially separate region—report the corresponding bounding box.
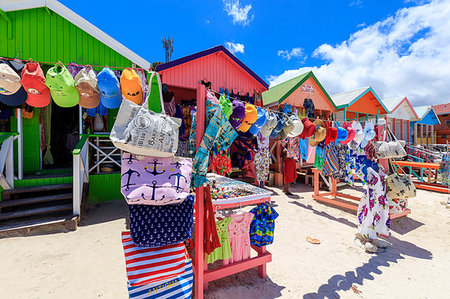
[281,137,300,160]
[389,197,408,214]
[299,138,308,161]
[204,185,221,255]
[182,106,193,139]
[254,132,271,182]
[249,203,279,247]
[322,143,339,176]
[332,142,347,180]
[223,212,254,265]
[207,217,232,264]
[357,168,390,240]
[306,142,316,164]
[189,99,238,187]
[314,140,326,171]
[212,147,232,176]
[345,144,356,185]
[303,98,315,118]
[438,153,450,187]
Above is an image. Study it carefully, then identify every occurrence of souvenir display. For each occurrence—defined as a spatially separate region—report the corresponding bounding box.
[97,67,122,109]
[249,203,279,247]
[121,68,143,105]
[386,173,416,199]
[74,66,100,109]
[259,111,277,137]
[45,62,79,107]
[21,62,51,108]
[239,103,258,132]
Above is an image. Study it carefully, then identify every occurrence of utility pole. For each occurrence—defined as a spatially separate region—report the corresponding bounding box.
[161,37,174,62]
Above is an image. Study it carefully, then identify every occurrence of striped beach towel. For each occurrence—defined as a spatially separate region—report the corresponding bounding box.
[122,231,188,287]
[322,143,339,176]
[127,259,193,299]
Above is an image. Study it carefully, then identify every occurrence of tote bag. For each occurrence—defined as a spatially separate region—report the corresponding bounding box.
[122,231,189,287]
[372,126,407,159]
[110,72,181,157]
[121,153,192,205]
[127,259,193,299]
[129,195,195,248]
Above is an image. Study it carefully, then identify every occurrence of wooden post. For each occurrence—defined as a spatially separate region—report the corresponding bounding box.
[355,112,359,121]
[194,83,206,299]
[407,120,411,144]
[343,107,347,121]
[393,118,396,138]
[431,125,434,145]
[414,123,418,144]
[400,119,403,140]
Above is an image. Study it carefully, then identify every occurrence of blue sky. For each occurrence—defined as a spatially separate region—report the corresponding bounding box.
[60,0,449,106]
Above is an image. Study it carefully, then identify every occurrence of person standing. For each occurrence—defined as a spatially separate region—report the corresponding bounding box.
[282,141,297,195]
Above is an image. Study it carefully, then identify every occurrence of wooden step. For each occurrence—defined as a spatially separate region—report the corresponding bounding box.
[0,215,78,235]
[0,193,72,208]
[0,204,73,221]
[1,183,72,197]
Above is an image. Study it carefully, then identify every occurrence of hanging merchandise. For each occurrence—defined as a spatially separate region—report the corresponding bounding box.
[298,117,315,139]
[67,63,83,79]
[254,133,271,182]
[360,120,376,148]
[303,98,315,118]
[212,146,232,176]
[21,62,51,108]
[223,212,254,265]
[121,153,192,204]
[259,111,277,137]
[21,103,34,119]
[206,90,220,105]
[204,185,221,255]
[97,67,122,109]
[206,217,232,264]
[322,142,339,176]
[352,121,365,145]
[288,114,304,138]
[372,126,407,159]
[308,119,326,147]
[389,198,408,214]
[341,122,356,145]
[0,60,28,106]
[325,122,337,145]
[45,62,79,107]
[283,103,293,115]
[121,231,189,287]
[332,142,347,180]
[314,140,326,170]
[299,138,308,161]
[269,113,285,138]
[279,114,295,140]
[127,259,193,299]
[74,66,100,109]
[162,84,176,116]
[219,93,233,119]
[110,72,182,157]
[336,122,348,144]
[306,142,316,164]
[386,172,416,199]
[238,103,258,132]
[249,203,279,247]
[438,153,450,187]
[356,168,390,240]
[248,107,267,136]
[121,68,143,105]
[128,195,195,247]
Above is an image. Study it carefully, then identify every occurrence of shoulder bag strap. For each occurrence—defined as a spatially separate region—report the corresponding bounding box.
[143,71,165,114]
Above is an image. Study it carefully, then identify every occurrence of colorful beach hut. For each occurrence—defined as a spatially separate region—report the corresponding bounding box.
[0,0,150,228]
[331,86,389,123]
[262,71,337,186]
[380,96,419,142]
[433,103,450,144]
[411,106,440,145]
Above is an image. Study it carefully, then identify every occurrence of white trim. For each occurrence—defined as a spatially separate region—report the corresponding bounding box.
[0,0,151,70]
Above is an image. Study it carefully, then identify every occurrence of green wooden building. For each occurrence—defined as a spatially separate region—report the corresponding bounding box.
[0,0,150,231]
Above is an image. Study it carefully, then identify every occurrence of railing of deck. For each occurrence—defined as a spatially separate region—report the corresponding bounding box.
[0,132,20,190]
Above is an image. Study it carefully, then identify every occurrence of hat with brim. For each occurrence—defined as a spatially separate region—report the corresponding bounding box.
[288,115,304,137]
[309,126,327,146]
[352,121,364,144]
[298,117,316,139]
[0,63,22,96]
[325,124,338,145]
[279,115,295,140]
[341,122,356,145]
[98,67,122,109]
[229,99,245,130]
[0,86,28,106]
[361,120,376,148]
[336,123,348,143]
[270,113,286,138]
[248,107,267,135]
[259,111,277,137]
[45,63,79,108]
[239,103,258,132]
[75,66,100,109]
[21,62,51,108]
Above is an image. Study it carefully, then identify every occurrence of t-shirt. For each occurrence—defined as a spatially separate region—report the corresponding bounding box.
[249,203,279,247]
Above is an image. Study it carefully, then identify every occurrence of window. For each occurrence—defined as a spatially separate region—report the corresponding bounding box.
[446,120,450,126]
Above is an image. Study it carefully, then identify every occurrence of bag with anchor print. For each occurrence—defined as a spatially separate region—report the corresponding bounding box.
[129,195,195,247]
[110,71,182,157]
[121,153,192,205]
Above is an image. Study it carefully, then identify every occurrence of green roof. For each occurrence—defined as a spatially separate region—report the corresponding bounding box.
[262,71,337,110]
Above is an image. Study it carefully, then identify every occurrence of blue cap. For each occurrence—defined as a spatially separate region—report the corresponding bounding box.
[0,86,27,106]
[270,113,285,138]
[97,67,122,109]
[248,107,268,135]
[336,123,348,142]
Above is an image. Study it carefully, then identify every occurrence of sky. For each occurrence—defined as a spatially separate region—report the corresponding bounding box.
[59,0,450,106]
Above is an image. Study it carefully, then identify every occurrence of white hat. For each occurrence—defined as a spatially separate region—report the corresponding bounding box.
[352,121,364,145]
[288,115,304,137]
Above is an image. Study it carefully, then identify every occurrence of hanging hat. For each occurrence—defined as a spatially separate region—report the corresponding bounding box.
[288,115,304,137]
[0,63,22,95]
[341,122,356,145]
[279,114,295,140]
[352,121,364,145]
[248,107,268,135]
[298,117,316,139]
[309,119,327,147]
[238,103,258,132]
[270,113,286,138]
[336,123,348,143]
[259,111,277,137]
[75,66,100,109]
[229,99,245,130]
[120,68,143,105]
[219,93,233,119]
[206,90,219,105]
[45,63,79,107]
[98,67,122,109]
[21,62,51,108]
[361,120,376,148]
[325,123,338,145]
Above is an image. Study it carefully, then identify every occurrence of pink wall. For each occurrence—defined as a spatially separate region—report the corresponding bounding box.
[158,51,267,94]
[283,77,336,112]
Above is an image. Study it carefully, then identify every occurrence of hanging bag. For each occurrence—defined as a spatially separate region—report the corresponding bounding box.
[127,259,193,299]
[372,125,407,159]
[121,152,192,205]
[386,159,416,199]
[110,71,181,157]
[128,195,195,247]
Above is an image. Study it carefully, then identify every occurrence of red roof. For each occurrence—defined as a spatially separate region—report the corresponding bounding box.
[433,103,450,115]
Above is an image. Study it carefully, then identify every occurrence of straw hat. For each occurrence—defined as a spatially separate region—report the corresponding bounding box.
[309,119,327,146]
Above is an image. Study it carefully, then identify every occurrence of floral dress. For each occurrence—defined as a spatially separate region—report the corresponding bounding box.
[438,153,450,187]
[357,167,390,240]
[254,133,271,182]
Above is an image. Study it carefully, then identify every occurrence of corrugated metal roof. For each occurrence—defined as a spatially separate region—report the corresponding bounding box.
[330,86,369,108]
[383,97,405,112]
[413,105,431,119]
[433,103,450,115]
[261,71,337,109]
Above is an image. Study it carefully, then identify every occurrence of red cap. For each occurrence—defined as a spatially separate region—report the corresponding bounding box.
[325,122,338,145]
[298,117,316,139]
[341,122,356,145]
[21,62,51,108]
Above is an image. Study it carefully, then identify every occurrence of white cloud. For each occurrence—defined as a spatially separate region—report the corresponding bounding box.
[268,0,450,106]
[350,0,363,7]
[225,42,245,54]
[223,0,254,26]
[278,47,305,61]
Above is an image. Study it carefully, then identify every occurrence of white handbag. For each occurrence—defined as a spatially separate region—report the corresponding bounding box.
[372,126,407,159]
[110,72,181,157]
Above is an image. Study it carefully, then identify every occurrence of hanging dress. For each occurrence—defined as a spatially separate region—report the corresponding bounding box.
[357,168,390,240]
[223,212,254,265]
[254,133,271,182]
[207,217,232,264]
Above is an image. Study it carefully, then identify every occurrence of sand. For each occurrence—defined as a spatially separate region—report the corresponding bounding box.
[0,183,449,299]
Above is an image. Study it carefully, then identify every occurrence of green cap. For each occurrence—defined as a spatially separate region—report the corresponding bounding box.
[45,63,79,107]
[219,93,233,119]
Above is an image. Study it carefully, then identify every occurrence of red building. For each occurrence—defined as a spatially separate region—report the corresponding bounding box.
[433,103,450,144]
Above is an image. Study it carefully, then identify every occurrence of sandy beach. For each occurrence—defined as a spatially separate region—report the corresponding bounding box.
[0,183,449,299]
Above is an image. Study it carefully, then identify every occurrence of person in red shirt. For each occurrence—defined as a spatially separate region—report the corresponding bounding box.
[282,141,297,195]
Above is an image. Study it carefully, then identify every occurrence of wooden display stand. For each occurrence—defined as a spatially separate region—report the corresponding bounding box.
[394,161,448,193]
[311,169,411,219]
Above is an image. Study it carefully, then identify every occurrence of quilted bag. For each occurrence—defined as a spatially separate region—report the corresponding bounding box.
[121,231,188,287]
[127,259,193,299]
[386,173,416,199]
[129,195,195,247]
[121,153,192,205]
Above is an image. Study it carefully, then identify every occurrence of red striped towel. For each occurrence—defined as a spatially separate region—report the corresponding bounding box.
[122,231,188,287]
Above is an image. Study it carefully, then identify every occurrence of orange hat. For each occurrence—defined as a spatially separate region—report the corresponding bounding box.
[120,68,143,105]
[238,103,258,132]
